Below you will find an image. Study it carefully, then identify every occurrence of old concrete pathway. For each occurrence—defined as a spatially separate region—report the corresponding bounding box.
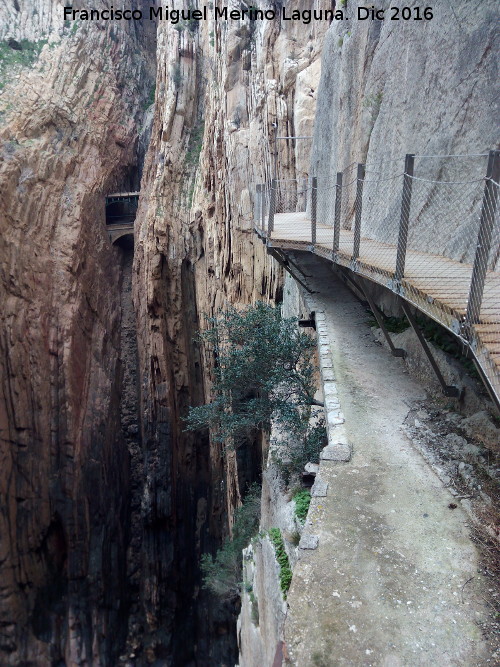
[284,254,493,666]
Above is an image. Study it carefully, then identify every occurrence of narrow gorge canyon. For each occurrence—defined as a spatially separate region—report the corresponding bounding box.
[0,1,499,666]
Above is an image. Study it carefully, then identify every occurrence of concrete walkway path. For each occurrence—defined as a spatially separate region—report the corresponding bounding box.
[284,254,492,666]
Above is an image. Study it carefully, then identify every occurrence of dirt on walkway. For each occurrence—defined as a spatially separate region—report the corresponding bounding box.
[284,254,498,667]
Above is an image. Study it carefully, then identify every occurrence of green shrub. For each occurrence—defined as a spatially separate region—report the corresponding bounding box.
[186,17,199,33]
[200,483,261,598]
[269,528,292,597]
[185,303,324,449]
[368,309,478,378]
[274,416,327,484]
[144,84,156,109]
[185,120,205,166]
[0,39,47,89]
[415,315,478,377]
[0,39,47,67]
[293,489,311,523]
[367,311,410,334]
[249,590,259,625]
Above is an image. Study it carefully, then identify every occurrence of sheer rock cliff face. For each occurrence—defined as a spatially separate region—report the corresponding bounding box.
[133,2,328,663]
[0,2,155,663]
[0,0,328,663]
[9,0,496,664]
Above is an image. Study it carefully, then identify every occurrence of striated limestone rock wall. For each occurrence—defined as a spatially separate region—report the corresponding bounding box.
[1,0,329,662]
[0,2,155,663]
[132,0,329,662]
[0,0,65,42]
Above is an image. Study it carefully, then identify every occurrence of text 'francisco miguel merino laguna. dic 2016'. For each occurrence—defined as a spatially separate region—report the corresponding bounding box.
[62,5,347,24]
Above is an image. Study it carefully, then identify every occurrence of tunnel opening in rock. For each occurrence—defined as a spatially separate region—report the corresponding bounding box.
[106,198,138,225]
[114,232,135,251]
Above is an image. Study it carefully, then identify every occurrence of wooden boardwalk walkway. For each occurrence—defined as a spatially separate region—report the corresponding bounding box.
[256,212,500,405]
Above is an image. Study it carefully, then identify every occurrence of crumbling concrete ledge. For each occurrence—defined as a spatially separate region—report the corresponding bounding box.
[305,301,350,453]
[281,264,492,666]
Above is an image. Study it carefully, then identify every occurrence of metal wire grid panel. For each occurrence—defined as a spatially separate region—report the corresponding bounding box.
[254,179,313,238]
[275,179,310,215]
[253,151,500,402]
[254,184,267,231]
[355,171,404,273]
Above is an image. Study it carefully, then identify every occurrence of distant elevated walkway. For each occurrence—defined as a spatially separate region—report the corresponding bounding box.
[254,151,500,408]
[105,191,139,243]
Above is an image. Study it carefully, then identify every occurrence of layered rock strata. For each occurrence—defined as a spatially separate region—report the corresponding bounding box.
[0,2,155,662]
[132,1,329,661]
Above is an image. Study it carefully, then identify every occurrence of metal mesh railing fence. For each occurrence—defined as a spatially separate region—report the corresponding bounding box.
[253,151,500,399]
[275,179,310,214]
[357,171,404,271]
[406,178,486,263]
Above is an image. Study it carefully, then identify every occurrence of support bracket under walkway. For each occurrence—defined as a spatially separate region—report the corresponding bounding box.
[399,300,461,399]
[339,266,461,399]
[278,248,467,405]
[267,247,313,294]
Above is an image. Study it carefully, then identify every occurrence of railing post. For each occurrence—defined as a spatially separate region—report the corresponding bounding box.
[333,171,342,256]
[261,183,267,231]
[395,154,415,283]
[311,176,317,245]
[256,183,262,229]
[466,149,500,324]
[352,163,365,261]
[268,178,277,237]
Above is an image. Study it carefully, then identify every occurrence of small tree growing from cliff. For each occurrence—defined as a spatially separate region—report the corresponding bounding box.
[185,302,323,448]
[191,303,327,598]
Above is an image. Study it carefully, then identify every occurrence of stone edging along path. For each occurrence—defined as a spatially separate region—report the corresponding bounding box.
[296,295,352,552]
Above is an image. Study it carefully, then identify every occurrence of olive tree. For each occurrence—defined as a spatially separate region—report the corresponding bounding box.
[189,303,327,596]
[185,301,324,450]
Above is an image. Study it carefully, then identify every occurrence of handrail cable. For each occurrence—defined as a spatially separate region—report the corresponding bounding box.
[415,153,490,158]
[409,175,486,185]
